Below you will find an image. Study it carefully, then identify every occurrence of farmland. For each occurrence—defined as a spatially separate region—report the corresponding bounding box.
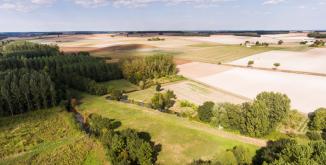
[33,34,310,64]
[2,32,326,164]
[178,62,326,113]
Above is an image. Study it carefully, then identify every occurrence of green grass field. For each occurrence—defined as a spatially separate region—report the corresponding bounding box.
[101,79,139,93]
[0,108,107,165]
[77,94,259,165]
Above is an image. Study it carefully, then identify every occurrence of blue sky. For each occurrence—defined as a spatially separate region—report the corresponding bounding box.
[0,0,325,32]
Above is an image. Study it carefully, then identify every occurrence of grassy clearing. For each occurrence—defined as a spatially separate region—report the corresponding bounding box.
[0,108,106,165]
[127,86,156,103]
[77,94,259,165]
[101,79,139,93]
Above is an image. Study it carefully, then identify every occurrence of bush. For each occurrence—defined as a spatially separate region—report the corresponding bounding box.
[155,83,161,91]
[211,103,242,130]
[197,101,215,122]
[247,60,254,67]
[151,90,176,112]
[87,114,157,165]
[111,89,123,101]
[306,131,322,141]
[273,63,280,69]
[308,108,326,130]
[230,145,252,165]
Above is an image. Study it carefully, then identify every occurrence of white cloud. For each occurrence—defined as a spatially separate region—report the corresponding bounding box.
[262,0,285,5]
[0,0,55,12]
[73,0,231,8]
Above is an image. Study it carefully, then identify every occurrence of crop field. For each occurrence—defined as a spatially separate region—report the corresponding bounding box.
[0,108,106,165]
[179,62,326,113]
[186,33,313,44]
[33,33,310,64]
[164,81,248,105]
[77,94,262,165]
[229,48,326,74]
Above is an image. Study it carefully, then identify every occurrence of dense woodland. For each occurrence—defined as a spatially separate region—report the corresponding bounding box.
[0,41,122,116]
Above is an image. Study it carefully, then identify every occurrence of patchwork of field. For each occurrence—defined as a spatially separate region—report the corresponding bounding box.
[186,33,313,45]
[178,62,326,113]
[229,48,326,74]
[33,33,310,64]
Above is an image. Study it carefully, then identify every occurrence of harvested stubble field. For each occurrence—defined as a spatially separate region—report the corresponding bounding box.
[186,33,313,45]
[230,48,326,74]
[33,33,310,64]
[163,81,249,105]
[178,62,326,113]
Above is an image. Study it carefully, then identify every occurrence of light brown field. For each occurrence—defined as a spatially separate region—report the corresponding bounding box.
[178,62,326,113]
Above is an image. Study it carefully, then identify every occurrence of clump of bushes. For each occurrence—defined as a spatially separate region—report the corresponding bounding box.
[197,92,291,137]
[253,138,326,165]
[189,145,252,165]
[310,40,325,47]
[255,41,269,47]
[308,32,326,38]
[121,55,177,84]
[151,90,176,112]
[148,37,165,41]
[87,113,159,165]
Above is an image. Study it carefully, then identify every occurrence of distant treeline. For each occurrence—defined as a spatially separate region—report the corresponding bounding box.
[122,31,291,37]
[308,32,326,38]
[0,41,122,116]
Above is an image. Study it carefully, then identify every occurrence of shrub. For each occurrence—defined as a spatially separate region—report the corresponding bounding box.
[155,83,161,91]
[306,131,322,141]
[308,108,326,130]
[111,89,123,101]
[273,63,280,69]
[230,145,252,165]
[247,60,254,67]
[197,101,215,122]
[151,90,176,112]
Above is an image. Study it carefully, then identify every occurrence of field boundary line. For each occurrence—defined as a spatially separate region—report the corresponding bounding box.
[223,64,326,78]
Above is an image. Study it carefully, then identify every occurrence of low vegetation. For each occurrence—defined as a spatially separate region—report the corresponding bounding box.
[308,32,326,38]
[310,40,325,47]
[148,37,165,41]
[0,108,102,165]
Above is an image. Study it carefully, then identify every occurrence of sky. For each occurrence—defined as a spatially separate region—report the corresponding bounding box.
[0,0,325,32]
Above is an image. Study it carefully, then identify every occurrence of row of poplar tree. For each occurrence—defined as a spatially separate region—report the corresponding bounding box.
[0,41,122,116]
